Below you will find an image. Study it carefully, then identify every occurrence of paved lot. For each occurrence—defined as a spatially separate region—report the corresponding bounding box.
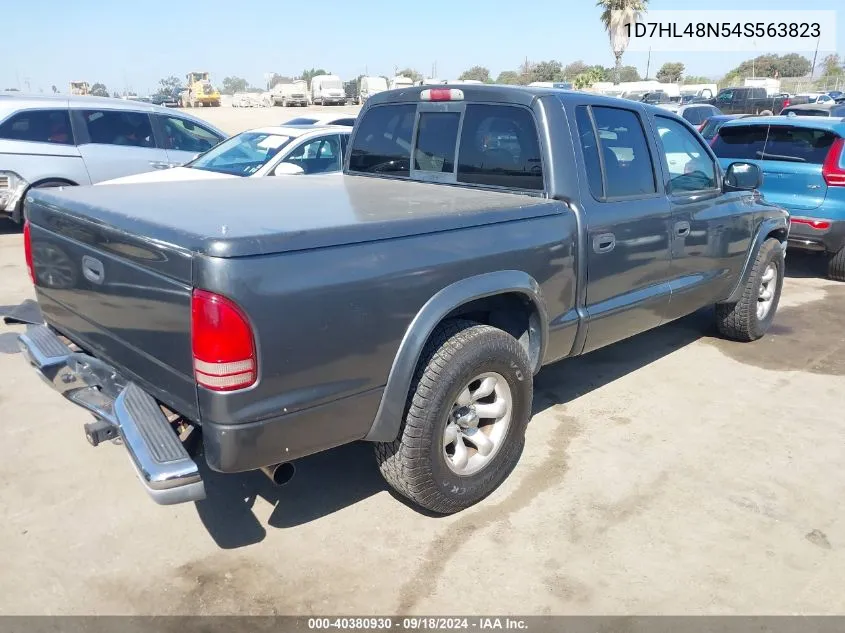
[0,105,844,615]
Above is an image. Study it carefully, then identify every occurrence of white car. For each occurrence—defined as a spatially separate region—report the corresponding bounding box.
[282,112,357,127]
[98,125,351,184]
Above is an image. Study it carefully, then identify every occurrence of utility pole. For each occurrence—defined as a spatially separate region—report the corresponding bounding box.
[810,34,821,79]
[645,48,651,80]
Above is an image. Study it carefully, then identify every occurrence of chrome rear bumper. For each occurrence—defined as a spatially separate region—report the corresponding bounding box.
[18,324,205,505]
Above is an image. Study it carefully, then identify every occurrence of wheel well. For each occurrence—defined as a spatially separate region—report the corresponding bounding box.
[443,292,542,372]
[14,178,78,222]
[767,227,788,243]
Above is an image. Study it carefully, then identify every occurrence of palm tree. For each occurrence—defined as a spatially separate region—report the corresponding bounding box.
[596,0,648,84]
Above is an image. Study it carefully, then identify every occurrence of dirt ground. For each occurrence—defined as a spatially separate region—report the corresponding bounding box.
[0,105,843,615]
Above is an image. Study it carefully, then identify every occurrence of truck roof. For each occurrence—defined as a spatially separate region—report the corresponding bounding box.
[367,83,657,113]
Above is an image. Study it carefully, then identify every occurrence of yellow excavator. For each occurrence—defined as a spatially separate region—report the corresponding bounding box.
[69,81,89,96]
[180,72,221,107]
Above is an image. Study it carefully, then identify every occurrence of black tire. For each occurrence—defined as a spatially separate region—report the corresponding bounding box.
[716,237,784,341]
[828,246,845,282]
[375,319,533,514]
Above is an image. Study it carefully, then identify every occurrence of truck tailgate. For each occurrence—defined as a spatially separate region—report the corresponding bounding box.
[26,199,198,420]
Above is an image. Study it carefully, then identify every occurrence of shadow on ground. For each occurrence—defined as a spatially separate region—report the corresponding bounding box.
[784,250,829,280]
[195,308,716,548]
[0,219,22,235]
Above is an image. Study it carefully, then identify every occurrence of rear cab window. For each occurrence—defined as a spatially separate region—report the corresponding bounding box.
[0,109,74,145]
[348,101,544,192]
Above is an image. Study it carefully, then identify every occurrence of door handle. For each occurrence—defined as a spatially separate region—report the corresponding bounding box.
[592,233,616,254]
[675,221,691,238]
[81,255,104,285]
[149,161,171,170]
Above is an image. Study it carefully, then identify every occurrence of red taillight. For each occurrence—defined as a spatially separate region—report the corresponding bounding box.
[420,88,464,102]
[23,220,34,284]
[790,217,832,230]
[709,133,719,147]
[783,98,791,108]
[191,289,256,392]
[822,137,845,187]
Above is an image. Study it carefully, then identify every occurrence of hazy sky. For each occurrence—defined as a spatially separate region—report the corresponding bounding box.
[4,0,843,94]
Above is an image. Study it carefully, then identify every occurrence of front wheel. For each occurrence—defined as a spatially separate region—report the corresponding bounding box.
[715,237,784,341]
[375,320,533,514]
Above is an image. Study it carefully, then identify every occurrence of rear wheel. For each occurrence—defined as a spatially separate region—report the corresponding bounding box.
[375,320,533,514]
[716,238,784,341]
[828,246,845,281]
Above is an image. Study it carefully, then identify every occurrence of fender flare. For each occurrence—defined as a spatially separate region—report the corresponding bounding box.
[721,215,789,305]
[364,270,548,442]
[14,177,79,223]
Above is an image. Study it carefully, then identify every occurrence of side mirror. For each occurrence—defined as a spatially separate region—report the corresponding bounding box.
[273,162,305,176]
[724,162,761,192]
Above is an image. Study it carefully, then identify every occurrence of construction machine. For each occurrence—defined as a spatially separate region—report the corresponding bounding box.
[180,72,221,107]
[69,81,90,96]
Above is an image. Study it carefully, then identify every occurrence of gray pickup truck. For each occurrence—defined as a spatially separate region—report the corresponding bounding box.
[16,85,789,514]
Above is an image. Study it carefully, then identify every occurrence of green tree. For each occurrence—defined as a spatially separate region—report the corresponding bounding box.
[821,54,843,77]
[683,75,711,84]
[617,65,641,82]
[564,60,590,79]
[656,62,684,83]
[495,70,522,85]
[156,75,182,96]
[531,60,564,82]
[459,66,491,83]
[397,68,423,83]
[778,53,812,77]
[724,54,811,83]
[597,0,648,82]
[574,67,607,89]
[298,68,329,87]
[221,76,248,94]
[89,82,109,97]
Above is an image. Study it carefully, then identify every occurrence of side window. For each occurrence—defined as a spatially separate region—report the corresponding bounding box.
[457,104,544,190]
[284,135,342,174]
[0,109,73,145]
[654,116,717,193]
[413,112,460,173]
[682,107,705,125]
[161,116,222,153]
[340,133,349,158]
[348,104,416,176]
[574,106,604,199]
[81,110,154,148]
[591,106,657,197]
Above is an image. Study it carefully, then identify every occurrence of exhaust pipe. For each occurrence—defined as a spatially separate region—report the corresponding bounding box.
[260,462,296,486]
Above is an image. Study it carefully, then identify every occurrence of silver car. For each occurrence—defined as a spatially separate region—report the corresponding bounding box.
[0,93,226,223]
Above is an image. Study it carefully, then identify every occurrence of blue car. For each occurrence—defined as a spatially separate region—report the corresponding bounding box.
[711,116,845,280]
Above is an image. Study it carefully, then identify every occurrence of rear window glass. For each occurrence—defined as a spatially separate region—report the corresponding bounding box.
[457,104,543,190]
[712,124,837,164]
[348,104,415,176]
[711,125,768,159]
[783,108,829,117]
[0,109,73,145]
[413,112,460,173]
[761,127,837,164]
[590,106,657,197]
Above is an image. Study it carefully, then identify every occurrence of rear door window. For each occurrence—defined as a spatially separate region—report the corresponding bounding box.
[80,110,154,148]
[590,106,657,198]
[456,104,543,190]
[348,104,415,176]
[574,106,604,199]
[0,109,73,145]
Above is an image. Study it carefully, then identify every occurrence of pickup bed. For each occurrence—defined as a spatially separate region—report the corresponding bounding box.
[17,86,789,514]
